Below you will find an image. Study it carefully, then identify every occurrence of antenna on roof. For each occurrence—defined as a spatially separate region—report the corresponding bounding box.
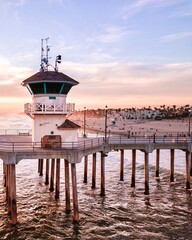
[40,37,50,72]
[40,38,62,72]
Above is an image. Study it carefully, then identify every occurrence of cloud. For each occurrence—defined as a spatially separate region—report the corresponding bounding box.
[87,25,129,44]
[0,0,26,7]
[120,0,185,19]
[61,61,192,108]
[160,31,192,41]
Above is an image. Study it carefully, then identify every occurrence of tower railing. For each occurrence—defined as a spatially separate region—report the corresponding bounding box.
[24,102,75,114]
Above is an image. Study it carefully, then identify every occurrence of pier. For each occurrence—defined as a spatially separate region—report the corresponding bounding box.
[0,132,191,225]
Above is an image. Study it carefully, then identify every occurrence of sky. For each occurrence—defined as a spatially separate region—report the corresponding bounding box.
[0,0,192,114]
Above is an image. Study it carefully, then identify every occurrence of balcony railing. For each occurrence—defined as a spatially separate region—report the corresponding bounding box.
[24,102,75,114]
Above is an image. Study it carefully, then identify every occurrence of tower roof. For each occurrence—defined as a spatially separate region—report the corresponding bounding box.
[58,119,81,129]
[21,71,79,86]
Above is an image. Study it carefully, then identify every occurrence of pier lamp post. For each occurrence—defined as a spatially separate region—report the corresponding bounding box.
[104,105,108,142]
[83,106,86,138]
[188,109,191,136]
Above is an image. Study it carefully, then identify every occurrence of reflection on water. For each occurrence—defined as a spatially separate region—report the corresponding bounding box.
[0,115,192,239]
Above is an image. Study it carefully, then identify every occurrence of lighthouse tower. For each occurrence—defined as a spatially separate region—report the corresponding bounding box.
[21,39,80,148]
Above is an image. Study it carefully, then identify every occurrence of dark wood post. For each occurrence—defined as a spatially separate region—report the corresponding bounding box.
[144,151,149,195]
[91,153,96,189]
[83,155,88,183]
[39,159,43,176]
[7,165,11,215]
[3,163,7,187]
[131,149,136,188]
[186,151,191,190]
[190,152,192,177]
[156,149,160,178]
[45,159,49,185]
[10,164,17,225]
[120,149,124,181]
[71,163,79,222]
[170,149,174,182]
[100,152,105,196]
[65,159,71,213]
[55,158,60,199]
[49,158,55,192]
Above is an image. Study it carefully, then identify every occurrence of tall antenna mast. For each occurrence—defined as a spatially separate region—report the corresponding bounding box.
[40,37,50,72]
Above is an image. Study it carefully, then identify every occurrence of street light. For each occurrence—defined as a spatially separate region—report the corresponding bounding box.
[104,105,108,142]
[188,109,191,136]
[83,106,86,137]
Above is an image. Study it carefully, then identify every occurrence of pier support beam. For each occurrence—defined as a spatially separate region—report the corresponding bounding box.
[190,153,192,177]
[144,151,149,195]
[45,159,50,185]
[10,164,17,225]
[131,149,136,188]
[100,152,105,196]
[49,159,55,192]
[170,149,175,182]
[39,159,44,176]
[120,149,124,181]
[55,158,60,199]
[83,155,88,183]
[91,153,96,189]
[65,159,71,213]
[71,163,79,223]
[156,149,160,178]
[185,151,191,190]
[3,163,6,187]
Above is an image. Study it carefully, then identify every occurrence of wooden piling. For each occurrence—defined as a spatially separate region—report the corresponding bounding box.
[39,159,43,176]
[170,149,175,182]
[120,149,124,181]
[100,152,105,196]
[10,164,17,225]
[190,152,192,177]
[185,151,191,190]
[71,163,79,223]
[65,159,71,213]
[156,149,160,178]
[131,149,136,188]
[92,153,96,189]
[7,165,11,215]
[3,163,6,187]
[144,151,149,195]
[45,159,50,185]
[55,158,60,199]
[83,155,88,183]
[49,158,55,192]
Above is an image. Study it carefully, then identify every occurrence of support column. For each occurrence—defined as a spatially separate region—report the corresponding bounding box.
[100,152,105,196]
[71,163,79,223]
[185,151,191,190]
[49,159,55,192]
[3,163,7,187]
[55,158,60,199]
[7,165,11,215]
[45,159,50,185]
[190,152,192,177]
[170,149,174,182]
[83,155,88,183]
[144,151,149,195]
[131,149,136,188]
[120,149,124,181]
[91,153,96,189]
[39,159,43,176]
[10,164,17,225]
[156,149,160,178]
[65,159,71,213]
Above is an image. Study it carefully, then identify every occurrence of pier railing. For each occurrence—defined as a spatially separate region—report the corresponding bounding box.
[0,136,191,153]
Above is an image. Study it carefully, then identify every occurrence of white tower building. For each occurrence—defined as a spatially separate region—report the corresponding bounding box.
[22,40,80,148]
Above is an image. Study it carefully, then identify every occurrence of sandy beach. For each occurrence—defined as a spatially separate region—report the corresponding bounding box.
[69,115,191,137]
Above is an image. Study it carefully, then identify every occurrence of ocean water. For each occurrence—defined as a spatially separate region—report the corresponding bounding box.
[0,115,192,240]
